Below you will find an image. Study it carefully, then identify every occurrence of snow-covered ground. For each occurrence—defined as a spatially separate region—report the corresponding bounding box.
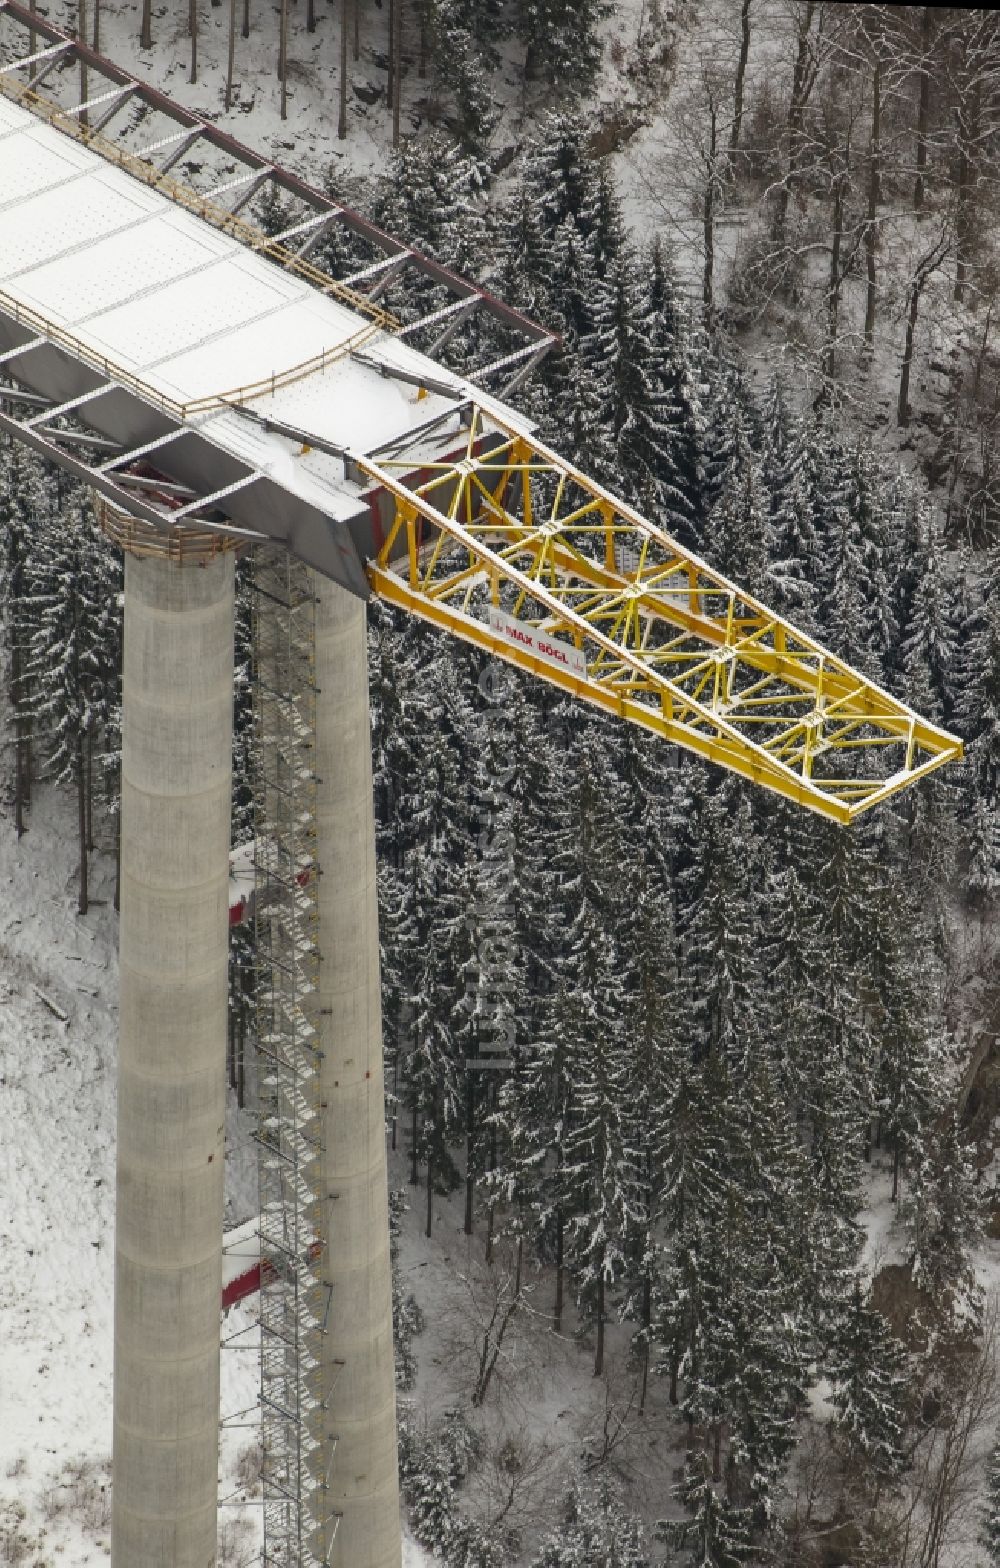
[0,777,440,1560]
[0,784,117,1562]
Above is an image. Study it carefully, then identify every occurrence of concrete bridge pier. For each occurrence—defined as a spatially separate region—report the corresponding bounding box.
[314,573,401,1568]
[112,543,236,1568]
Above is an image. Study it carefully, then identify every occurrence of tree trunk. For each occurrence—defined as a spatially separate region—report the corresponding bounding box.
[703,105,718,326]
[913,6,932,213]
[84,730,94,852]
[553,1205,564,1332]
[338,0,348,139]
[594,1269,605,1376]
[713,1422,722,1483]
[410,1101,419,1186]
[354,0,360,59]
[772,0,818,245]
[390,1045,398,1152]
[824,170,845,384]
[955,146,969,304]
[242,0,250,43]
[898,276,922,426]
[896,234,949,425]
[425,1144,433,1238]
[77,736,89,917]
[392,0,403,147]
[865,53,880,348]
[140,0,152,48]
[639,1271,651,1414]
[387,0,394,106]
[114,809,121,913]
[472,1238,523,1408]
[307,0,315,33]
[730,0,751,151]
[226,0,236,110]
[954,81,980,305]
[92,0,100,54]
[485,1118,497,1263]
[189,0,197,85]
[464,1069,475,1236]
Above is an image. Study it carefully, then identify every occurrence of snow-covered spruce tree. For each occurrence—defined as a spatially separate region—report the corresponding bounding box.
[655,1047,732,1407]
[671,1447,752,1568]
[373,128,505,375]
[758,807,830,1126]
[371,606,445,1157]
[462,677,537,1245]
[516,0,603,91]
[531,1478,649,1568]
[510,113,596,250]
[406,844,469,1235]
[828,1278,909,1487]
[699,345,761,528]
[678,782,759,1070]
[903,1110,982,1316]
[824,437,896,686]
[899,500,960,725]
[377,631,479,1221]
[535,213,616,479]
[399,1404,512,1568]
[418,0,499,153]
[397,1406,477,1565]
[376,130,491,275]
[764,403,821,634]
[388,1189,425,1391]
[727,1056,814,1487]
[776,815,876,1340]
[955,544,1000,898]
[667,1050,809,1530]
[868,875,946,1203]
[26,494,121,914]
[485,684,577,1304]
[548,752,638,1374]
[625,238,706,547]
[614,850,680,1408]
[592,239,657,498]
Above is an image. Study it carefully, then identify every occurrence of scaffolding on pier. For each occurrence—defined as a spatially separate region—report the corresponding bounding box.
[253,547,339,1567]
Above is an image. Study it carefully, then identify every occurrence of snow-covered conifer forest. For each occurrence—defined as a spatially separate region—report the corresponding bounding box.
[4,1,1000,1564]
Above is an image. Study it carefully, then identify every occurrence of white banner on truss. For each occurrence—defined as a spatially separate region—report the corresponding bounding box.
[488,607,587,680]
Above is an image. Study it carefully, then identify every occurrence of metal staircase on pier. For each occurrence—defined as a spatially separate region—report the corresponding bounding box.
[252,547,340,1566]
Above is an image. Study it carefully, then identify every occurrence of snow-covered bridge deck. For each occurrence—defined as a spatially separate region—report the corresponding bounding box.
[0,82,528,589]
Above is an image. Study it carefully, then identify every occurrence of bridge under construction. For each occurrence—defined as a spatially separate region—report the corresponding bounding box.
[0,4,963,1566]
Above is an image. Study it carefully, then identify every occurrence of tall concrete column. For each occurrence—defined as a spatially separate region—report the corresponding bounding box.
[314,573,401,1568]
[113,549,235,1568]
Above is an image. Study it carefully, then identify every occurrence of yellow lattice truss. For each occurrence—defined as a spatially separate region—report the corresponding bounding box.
[363,406,962,824]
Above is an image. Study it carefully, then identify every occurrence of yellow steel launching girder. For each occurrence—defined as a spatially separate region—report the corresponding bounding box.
[363,406,962,825]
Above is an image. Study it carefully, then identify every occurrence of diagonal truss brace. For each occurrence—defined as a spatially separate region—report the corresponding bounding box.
[361,407,963,824]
